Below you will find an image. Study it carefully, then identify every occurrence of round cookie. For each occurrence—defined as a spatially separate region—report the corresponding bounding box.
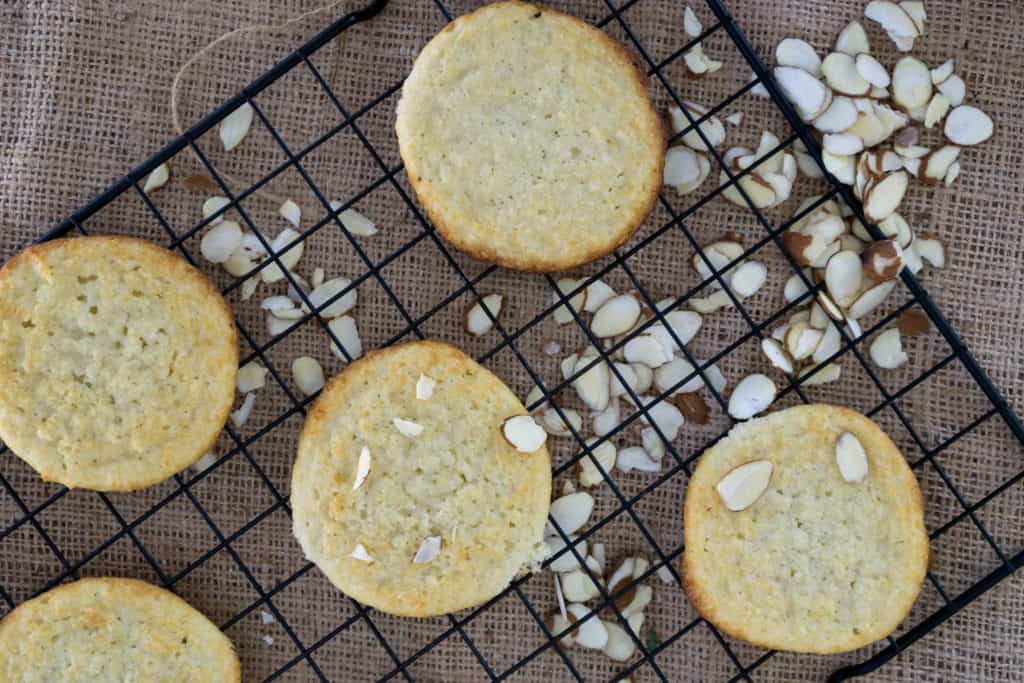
[395,1,665,272]
[0,236,238,491]
[0,577,240,682]
[291,340,551,616]
[683,404,928,653]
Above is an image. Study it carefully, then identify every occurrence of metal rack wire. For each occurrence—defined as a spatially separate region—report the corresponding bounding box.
[2,0,1023,680]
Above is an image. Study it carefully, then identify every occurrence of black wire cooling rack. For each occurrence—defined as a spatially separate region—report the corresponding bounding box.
[2,0,1024,680]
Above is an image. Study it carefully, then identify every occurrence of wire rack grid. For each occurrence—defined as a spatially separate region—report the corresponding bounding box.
[1,0,1023,681]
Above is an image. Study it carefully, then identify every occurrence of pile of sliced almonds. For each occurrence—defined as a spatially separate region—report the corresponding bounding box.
[719,130,798,210]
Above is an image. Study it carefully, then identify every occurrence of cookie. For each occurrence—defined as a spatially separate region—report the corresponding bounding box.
[291,340,551,616]
[683,404,928,653]
[0,577,240,682]
[0,236,238,491]
[395,1,664,272]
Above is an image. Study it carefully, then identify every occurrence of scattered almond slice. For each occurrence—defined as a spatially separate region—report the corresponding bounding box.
[862,239,904,280]
[892,57,932,111]
[202,196,231,224]
[785,322,824,360]
[143,163,169,193]
[915,234,947,268]
[662,310,703,348]
[795,149,824,178]
[716,460,773,511]
[349,543,373,562]
[728,374,776,420]
[654,357,703,394]
[799,361,842,385]
[220,102,254,151]
[870,328,908,368]
[561,564,602,602]
[900,1,927,32]
[278,199,301,228]
[502,415,547,452]
[865,2,920,51]
[783,270,811,303]
[566,604,608,650]
[591,294,642,338]
[200,221,243,264]
[393,417,423,438]
[835,431,869,483]
[329,203,379,236]
[616,446,661,473]
[823,150,855,185]
[631,363,655,393]
[230,392,256,428]
[944,105,994,146]
[848,280,897,319]
[689,289,734,314]
[191,451,219,474]
[823,133,864,156]
[574,355,611,412]
[835,21,870,55]
[825,250,863,307]
[415,374,435,400]
[817,291,846,321]
[413,536,441,564]
[465,293,503,336]
[812,320,842,364]
[549,492,595,536]
[902,240,924,274]
[579,440,617,487]
[683,5,702,36]
[729,261,767,298]
[774,66,831,121]
[675,392,709,424]
[931,59,954,85]
[601,620,636,662]
[237,362,268,393]
[327,315,363,361]
[863,171,909,222]
[671,101,727,151]
[545,611,576,645]
[664,146,703,187]
[552,278,587,324]
[292,356,325,396]
[583,280,616,312]
[308,277,357,318]
[352,446,372,491]
[924,93,951,129]
[261,228,305,283]
[546,535,587,573]
[541,407,583,437]
[776,38,821,76]
[944,161,961,186]
[725,112,744,126]
[822,52,871,96]
[855,54,890,89]
[624,334,673,368]
[937,74,966,107]
[642,399,685,440]
[761,338,794,374]
[922,145,961,183]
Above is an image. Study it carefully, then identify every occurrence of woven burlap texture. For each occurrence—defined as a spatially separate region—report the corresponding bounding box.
[2,1,1023,681]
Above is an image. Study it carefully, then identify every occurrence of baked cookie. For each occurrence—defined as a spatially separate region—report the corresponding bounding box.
[292,340,551,616]
[395,1,664,272]
[0,236,238,491]
[683,404,928,653]
[0,577,240,682]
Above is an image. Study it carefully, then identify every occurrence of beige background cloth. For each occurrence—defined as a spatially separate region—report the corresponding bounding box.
[2,0,1024,680]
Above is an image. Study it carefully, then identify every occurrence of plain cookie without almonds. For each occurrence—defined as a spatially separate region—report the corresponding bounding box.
[683,404,929,653]
[0,577,240,682]
[396,1,665,272]
[0,236,238,491]
[292,340,551,617]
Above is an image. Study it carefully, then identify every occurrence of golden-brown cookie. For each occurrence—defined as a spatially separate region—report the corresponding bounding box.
[0,236,238,491]
[395,1,665,272]
[683,404,929,653]
[0,577,240,682]
[291,340,551,616]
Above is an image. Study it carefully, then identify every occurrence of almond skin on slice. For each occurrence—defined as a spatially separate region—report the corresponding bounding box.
[862,240,904,280]
[863,171,909,223]
[761,337,795,374]
[944,105,994,146]
[675,392,709,424]
[774,66,830,121]
[728,374,777,420]
[716,460,773,511]
[835,431,869,483]
[502,415,548,452]
[870,328,909,368]
[898,309,930,336]
[822,52,871,96]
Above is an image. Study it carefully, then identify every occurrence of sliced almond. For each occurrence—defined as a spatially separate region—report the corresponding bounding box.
[641,426,666,461]
[325,315,360,361]
[236,361,268,394]
[902,157,922,177]
[835,21,870,55]
[202,196,231,224]
[729,261,767,298]
[574,355,611,412]
[900,1,927,31]
[292,356,325,396]
[716,460,773,511]
[720,171,777,209]
[663,310,703,348]
[823,133,864,156]
[822,150,855,185]
[624,334,673,368]
[579,440,617,487]
[670,101,726,151]
[930,59,955,85]
[394,417,424,438]
[591,400,620,438]
[553,278,586,325]
[502,415,547,452]
[922,145,961,183]
[549,492,595,536]
[664,146,703,187]
[616,446,661,473]
[219,102,254,151]
[352,446,372,491]
[863,171,909,223]
[835,431,869,483]
[546,611,576,646]
[774,66,830,121]
[812,321,842,364]
[783,270,811,302]
[415,374,436,400]
[776,38,821,76]
[267,313,299,337]
[795,150,824,178]
[583,280,616,313]
[844,110,887,148]
[349,543,373,562]
[546,535,588,573]
[855,54,890,89]
[413,536,441,564]
[924,93,951,129]
[848,280,897,319]
[902,239,924,274]
[200,220,243,264]
[725,112,744,126]
[785,322,824,361]
[915,234,947,268]
[809,301,830,329]
[944,105,994,146]
[892,57,932,111]
[278,199,301,228]
[761,337,794,374]
[642,399,686,440]
[937,74,966,107]
[230,392,256,428]
[542,408,583,437]
[591,294,642,338]
[567,603,608,650]
[870,328,908,368]
[862,240,904,280]
[308,277,357,319]
[675,392,709,424]
[728,374,777,420]
[654,357,703,394]
[561,353,579,381]
[143,163,169,193]
[683,6,702,36]
[602,620,636,662]
[688,289,734,314]
[822,52,871,96]
[261,228,305,283]
[824,250,863,307]
[865,2,920,43]
[881,212,914,248]
[799,361,842,385]
[944,161,961,186]
[561,566,602,602]
[898,309,930,336]
[465,293,503,336]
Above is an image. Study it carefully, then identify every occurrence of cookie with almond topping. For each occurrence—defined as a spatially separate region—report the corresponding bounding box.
[683,404,928,653]
[291,340,552,616]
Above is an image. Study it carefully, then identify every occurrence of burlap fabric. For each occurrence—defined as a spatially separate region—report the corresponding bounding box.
[2,1,1023,680]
